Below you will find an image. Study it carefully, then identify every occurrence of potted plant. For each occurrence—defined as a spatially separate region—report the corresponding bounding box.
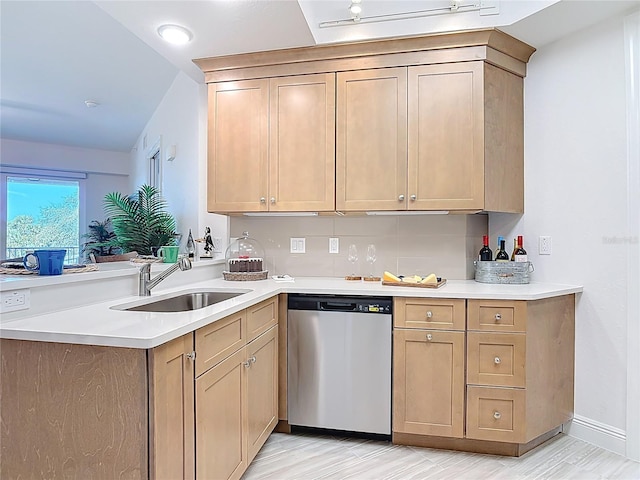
[103,184,179,256]
[81,218,121,261]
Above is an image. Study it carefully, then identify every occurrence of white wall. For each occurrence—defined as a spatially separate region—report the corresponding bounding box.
[130,72,228,254]
[0,138,131,230]
[490,10,639,456]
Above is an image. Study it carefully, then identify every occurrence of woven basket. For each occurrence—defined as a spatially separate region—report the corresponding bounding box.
[474,261,534,284]
[223,270,268,281]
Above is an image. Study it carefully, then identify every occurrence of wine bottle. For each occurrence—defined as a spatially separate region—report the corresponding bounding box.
[478,235,493,261]
[510,238,517,261]
[514,235,528,262]
[495,239,510,262]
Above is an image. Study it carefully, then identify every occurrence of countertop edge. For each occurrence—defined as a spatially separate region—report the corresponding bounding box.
[0,278,583,349]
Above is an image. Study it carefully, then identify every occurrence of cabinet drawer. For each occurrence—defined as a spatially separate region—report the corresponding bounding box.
[247,296,279,341]
[467,332,525,387]
[466,386,526,443]
[467,300,526,332]
[195,311,246,377]
[394,298,465,331]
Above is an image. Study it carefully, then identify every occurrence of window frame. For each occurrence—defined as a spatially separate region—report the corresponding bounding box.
[1,168,86,263]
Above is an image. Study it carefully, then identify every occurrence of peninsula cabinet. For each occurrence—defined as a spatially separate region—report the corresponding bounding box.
[392,294,575,457]
[207,74,336,213]
[0,295,279,479]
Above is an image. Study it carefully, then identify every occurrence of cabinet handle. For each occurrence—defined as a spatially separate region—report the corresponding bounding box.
[410,194,417,201]
[260,197,266,204]
[426,311,433,319]
[243,360,251,368]
[493,411,502,420]
[250,356,256,364]
[398,194,405,201]
[426,333,433,341]
[495,313,502,322]
[270,197,276,204]
[186,351,196,361]
[494,356,501,365]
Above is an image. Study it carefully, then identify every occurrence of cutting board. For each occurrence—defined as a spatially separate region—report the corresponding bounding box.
[382,279,447,289]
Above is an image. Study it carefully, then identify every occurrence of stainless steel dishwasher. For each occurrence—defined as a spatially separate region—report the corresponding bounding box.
[287,294,392,435]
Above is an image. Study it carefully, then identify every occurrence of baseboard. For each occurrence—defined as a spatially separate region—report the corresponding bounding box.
[566,414,627,456]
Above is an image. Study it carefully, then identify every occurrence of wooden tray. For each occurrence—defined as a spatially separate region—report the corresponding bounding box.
[382,279,447,289]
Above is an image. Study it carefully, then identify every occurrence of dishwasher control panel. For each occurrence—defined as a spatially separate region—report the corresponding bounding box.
[358,303,391,314]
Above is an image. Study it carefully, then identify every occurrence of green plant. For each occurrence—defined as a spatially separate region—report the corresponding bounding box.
[103,185,178,256]
[81,218,120,258]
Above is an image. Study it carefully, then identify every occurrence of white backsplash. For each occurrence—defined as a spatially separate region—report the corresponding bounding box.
[230,214,487,280]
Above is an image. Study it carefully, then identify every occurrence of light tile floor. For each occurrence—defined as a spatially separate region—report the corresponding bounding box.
[243,432,640,480]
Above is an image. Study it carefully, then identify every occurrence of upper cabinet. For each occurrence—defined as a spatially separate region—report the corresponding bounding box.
[208,74,336,213]
[197,29,535,214]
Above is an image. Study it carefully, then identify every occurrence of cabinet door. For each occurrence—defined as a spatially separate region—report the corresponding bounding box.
[393,329,464,438]
[247,326,279,462]
[149,334,195,480]
[270,74,336,212]
[196,348,248,480]
[336,68,408,211]
[408,62,484,210]
[208,79,269,212]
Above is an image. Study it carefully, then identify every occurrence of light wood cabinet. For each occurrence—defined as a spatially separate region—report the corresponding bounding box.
[393,295,576,457]
[247,326,279,462]
[149,333,195,480]
[336,68,408,211]
[393,328,465,438]
[337,62,523,213]
[465,297,575,446]
[208,74,336,213]
[194,296,279,480]
[196,347,248,480]
[393,298,465,439]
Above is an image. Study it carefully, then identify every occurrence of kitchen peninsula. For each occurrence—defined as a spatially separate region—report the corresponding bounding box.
[1,269,581,479]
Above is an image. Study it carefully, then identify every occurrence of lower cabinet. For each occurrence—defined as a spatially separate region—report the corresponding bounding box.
[393,328,465,438]
[149,333,195,480]
[195,326,278,480]
[392,295,575,456]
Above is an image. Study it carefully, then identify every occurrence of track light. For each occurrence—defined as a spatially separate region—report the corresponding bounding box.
[349,0,362,21]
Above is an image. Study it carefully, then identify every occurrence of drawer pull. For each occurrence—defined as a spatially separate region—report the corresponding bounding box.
[426,334,433,341]
[493,411,501,420]
[495,313,502,322]
[494,357,501,365]
[426,311,433,319]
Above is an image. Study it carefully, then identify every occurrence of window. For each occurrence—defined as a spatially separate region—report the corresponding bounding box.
[1,171,84,264]
[147,137,162,191]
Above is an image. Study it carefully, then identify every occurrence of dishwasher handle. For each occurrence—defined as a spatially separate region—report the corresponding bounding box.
[319,301,358,312]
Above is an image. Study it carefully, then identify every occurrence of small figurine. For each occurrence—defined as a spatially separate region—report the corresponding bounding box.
[201,227,214,258]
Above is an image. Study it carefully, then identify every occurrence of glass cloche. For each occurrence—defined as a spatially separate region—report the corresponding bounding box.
[223,231,267,280]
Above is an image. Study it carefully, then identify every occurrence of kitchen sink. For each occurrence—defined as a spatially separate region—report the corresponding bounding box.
[112,289,251,313]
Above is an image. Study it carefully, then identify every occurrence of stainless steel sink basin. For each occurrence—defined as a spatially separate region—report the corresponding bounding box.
[112,289,251,313]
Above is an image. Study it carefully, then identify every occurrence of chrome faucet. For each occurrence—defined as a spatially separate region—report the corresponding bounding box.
[139,257,192,296]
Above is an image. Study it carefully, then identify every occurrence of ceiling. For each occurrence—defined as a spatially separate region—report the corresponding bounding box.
[1,0,638,154]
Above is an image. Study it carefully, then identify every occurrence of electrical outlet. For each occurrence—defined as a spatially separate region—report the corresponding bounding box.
[290,238,306,254]
[329,237,339,254]
[0,289,30,313]
[539,236,552,255]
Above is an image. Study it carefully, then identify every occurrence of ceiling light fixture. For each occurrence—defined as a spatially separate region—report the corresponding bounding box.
[84,100,99,108]
[157,24,193,45]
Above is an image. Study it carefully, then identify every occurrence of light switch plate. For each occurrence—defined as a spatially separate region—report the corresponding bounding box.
[290,238,306,254]
[329,237,339,254]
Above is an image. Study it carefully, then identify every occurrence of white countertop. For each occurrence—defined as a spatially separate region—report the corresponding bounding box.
[0,276,582,349]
